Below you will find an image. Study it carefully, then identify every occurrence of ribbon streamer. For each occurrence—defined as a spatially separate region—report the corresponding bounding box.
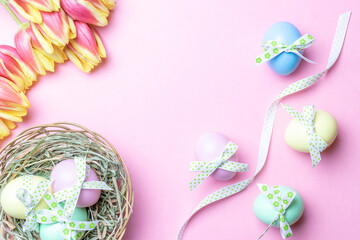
[282,104,327,167]
[178,12,351,239]
[16,175,52,232]
[37,191,99,240]
[53,157,112,220]
[257,184,296,239]
[189,142,248,191]
[255,34,316,65]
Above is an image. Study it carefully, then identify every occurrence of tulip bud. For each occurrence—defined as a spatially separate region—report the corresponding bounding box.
[15,23,67,75]
[65,21,106,73]
[0,45,37,91]
[30,8,77,48]
[61,0,115,27]
[0,77,30,139]
[8,0,60,23]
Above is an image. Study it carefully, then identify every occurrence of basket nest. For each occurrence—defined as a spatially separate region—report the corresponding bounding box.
[0,122,133,240]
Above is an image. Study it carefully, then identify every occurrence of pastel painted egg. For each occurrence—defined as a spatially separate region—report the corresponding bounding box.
[253,186,304,227]
[39,203,88,240]
[263,22,302,75]
[285,110,338,153]
[195,132,238,181]
[0,175,51,219]
[50,159,101,207]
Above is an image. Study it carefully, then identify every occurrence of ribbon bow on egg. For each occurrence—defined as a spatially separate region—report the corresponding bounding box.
[258,184,296,239]
[282,104,327,167]
[36,192,99,240]
[16,175,52,232]
[53,157,112,218]
[255,34,315,65]
[189,141,248,191]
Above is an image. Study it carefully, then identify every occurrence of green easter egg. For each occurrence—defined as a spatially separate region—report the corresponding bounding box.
[253,186,304,227]
[285,110,338,153]
[39,203,88,240]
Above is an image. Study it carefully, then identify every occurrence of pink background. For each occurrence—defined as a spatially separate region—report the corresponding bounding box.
[1,0,360,239]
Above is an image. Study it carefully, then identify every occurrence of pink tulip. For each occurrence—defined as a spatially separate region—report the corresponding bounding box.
[31,8,77,48]
[15,23,68,75]
[0,45,37,91]
[0,77,30,139]
[65,21,106,73]
[61,0,115,27]
[8,0,60,23]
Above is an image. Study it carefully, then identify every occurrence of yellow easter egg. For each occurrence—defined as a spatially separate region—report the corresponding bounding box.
[0,175,52,219]
[285,110,338,153]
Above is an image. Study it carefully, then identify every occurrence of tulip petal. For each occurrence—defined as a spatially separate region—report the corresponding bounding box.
[3,119,16,130]
[25,0,59,12]
[34,49,55,72]
[31,22,54,54]
[100,0,115,10]
[37,9,71,47]
[0,119,11,139]
[15,27,46,75]
[69,22,101,64]
[0,109,25,122]
[64,47,93,73]
[0,77,30,107]
[8,0,42,23]
[93,28,106,58]
[61,0,108,26]
[0,45,37,85]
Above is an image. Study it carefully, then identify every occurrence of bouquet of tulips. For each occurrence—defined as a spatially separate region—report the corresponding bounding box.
[0,0,114,139]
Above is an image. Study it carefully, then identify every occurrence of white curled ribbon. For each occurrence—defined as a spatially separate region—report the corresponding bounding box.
[15,175,52,232]
[178,12,351,239]
[36,191,99,240]
[257,184,296,239]
[54,157,112,220]
[282,104,328,167]
[255,34,316,65]
[189,141,248,191]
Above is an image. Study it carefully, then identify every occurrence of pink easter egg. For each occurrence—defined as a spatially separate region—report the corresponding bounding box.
[195,132,238,181]
[50,159,101,207]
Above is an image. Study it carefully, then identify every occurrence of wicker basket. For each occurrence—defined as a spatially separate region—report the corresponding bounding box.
[0,122,134,240]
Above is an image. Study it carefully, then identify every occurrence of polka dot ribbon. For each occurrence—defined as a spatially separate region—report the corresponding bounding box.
[282,104,328,167]
[255,34,316,65]
[178,12,351,239]
[15,175,52,232]
[36,191,99,240]
[257,184,296,239]
[54,157,112,221]
[189,142,248,191]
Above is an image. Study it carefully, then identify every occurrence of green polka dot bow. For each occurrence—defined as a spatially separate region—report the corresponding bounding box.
[54,157,112,220]
[189,141,248,191]
[258,184,296,239]
[282,104,328,167]
[16,175,52,232]
[255,34,315,65]
[35,192,99,240]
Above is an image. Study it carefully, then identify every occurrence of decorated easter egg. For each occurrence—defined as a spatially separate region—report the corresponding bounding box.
[0,175,51,219]
[285,110,338,153]
[50,159,101,207]
[195,132,238,181]
[253,186,304,227]
[39,203,88,240]
[263,22,302,75]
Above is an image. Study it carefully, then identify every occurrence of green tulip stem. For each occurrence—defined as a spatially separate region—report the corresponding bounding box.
[0,0,23,26]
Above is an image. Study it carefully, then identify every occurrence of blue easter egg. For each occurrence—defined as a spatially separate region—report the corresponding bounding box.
[263,22,302,75]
